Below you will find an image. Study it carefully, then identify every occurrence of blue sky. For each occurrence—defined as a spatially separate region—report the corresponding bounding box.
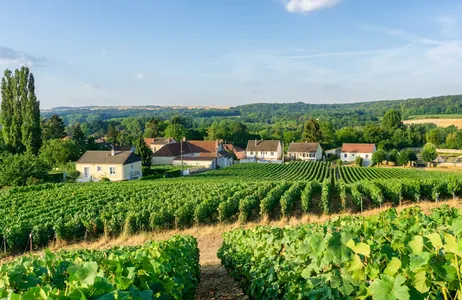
[1,0,462,108]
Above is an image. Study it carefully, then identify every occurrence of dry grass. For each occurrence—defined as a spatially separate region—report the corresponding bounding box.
[403,118,462,129]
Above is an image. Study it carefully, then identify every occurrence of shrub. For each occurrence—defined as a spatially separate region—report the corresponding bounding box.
[355,156,363,166]
[164,169,181,178]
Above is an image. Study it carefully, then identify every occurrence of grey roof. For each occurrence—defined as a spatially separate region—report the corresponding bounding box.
[77,151,141,165]
[246,140,280,152]
[288,142,320,153]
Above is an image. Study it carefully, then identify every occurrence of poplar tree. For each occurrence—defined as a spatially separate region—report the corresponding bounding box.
[0,67,41,154]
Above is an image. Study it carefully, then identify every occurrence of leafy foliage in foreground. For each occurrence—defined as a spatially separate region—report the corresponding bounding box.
[219,205,462,299]
[0,235,200,299]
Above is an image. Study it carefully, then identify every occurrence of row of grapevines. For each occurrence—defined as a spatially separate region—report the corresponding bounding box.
[219,205,462,299]
[0,235,200,299]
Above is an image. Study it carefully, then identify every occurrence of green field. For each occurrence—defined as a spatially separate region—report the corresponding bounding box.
[0,162,461,254]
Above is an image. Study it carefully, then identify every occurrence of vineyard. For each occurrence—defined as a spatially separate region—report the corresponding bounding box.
[0,235,200,299]
[199,161,449,182]
[219,205,462,299]
[0,162,461,253]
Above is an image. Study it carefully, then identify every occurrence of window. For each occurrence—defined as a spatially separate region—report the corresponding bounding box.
[250,151,254,155]
[97,166,102,172]
[109,167,116,176]
[309,153,315,158]
[344,154,347,158]
[271,152,274,156]
[365,154,369,159]
[352,154,355,157]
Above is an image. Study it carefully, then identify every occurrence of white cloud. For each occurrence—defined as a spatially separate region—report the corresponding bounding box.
[136,73,145,80]
[284,0,341,13]
[0,46,45,66]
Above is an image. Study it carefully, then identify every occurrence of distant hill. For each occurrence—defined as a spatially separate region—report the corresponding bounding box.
[42,94,462,127]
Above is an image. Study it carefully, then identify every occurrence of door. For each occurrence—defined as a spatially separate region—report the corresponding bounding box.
[84,167,90,178]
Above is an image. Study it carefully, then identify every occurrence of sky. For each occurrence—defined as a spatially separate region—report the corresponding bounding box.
[1,0,462,108]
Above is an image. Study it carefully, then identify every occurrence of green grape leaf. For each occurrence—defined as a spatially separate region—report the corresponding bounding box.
[413,271,430,294]
[369,275,410,300]
[426,233,443,250]
[408,236,423,254]
[384,258,401,276]
[443,233,458,254]
[346,239,370,257]
[68,261,98,286]
[451,218,462,237]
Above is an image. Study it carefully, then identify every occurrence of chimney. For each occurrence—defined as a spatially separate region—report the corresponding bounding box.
[111,145,115,156]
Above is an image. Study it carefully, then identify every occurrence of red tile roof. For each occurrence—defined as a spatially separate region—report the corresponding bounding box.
[341,143,376,153]
[224,144,246,159]
[187,140,218,155]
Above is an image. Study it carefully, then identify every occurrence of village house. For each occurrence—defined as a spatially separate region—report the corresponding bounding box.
[144,137,176,153]
[325,148,341,159]
[151,139,234,169]
[76,148,142,182]
[245,140,282,162]
[224,144,246,160]
[341,143,376,166]
[287,142,323,161]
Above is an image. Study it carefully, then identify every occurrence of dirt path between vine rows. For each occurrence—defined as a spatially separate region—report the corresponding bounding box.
[195,235,247,300]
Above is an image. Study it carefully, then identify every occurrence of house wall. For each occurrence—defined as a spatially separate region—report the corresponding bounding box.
[152,154,194,165]
[217,157,233,168]
[287,145,323,161]
[122,161,143,180]
[76,162,142,182]
[173,159,216,169]
[245,143,282,161]
[341,152,374,166]
[152,156,175,165]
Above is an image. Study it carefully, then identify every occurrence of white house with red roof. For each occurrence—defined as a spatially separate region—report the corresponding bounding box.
[341,143,376,166]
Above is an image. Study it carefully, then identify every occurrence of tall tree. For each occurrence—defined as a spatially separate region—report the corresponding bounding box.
[164,124,187,141]
[134,135,153,167]
[0,67,41,154]
[0,70,13,148]
[144,118,160,138]
[42,115,66,140]
[107,123,117,145]
[72,123,86,155]
[22,72,42,154]
[302,118,323,142]
[421,142,437,166]
[382,108,402,130]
